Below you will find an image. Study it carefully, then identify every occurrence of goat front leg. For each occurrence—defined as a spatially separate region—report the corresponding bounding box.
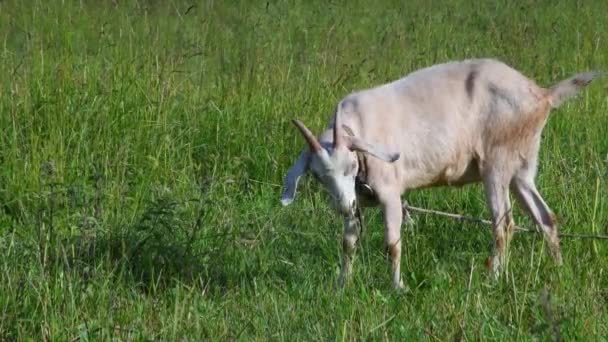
[381,193,404,289]
[336,215,360,288]
[483,170,515,279]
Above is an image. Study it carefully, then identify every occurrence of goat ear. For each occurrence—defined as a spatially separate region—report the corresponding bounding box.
[347,136,400,163]
[281,151,310,206]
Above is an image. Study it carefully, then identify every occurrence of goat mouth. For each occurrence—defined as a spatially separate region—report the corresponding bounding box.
[342,210,356,219]
[335,201,357,218]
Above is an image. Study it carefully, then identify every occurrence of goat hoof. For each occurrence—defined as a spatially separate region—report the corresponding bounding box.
[335,277,347,290]
[393,279,405,291]
[553,252,563,266]
[485,256,503,281]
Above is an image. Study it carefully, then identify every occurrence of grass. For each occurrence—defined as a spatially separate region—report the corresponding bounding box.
[0,0,607,339]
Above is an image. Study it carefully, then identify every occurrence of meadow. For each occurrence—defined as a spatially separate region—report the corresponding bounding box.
[0,0,607,339]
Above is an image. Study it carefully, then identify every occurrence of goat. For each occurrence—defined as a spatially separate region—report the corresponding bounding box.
[281,58,598,289]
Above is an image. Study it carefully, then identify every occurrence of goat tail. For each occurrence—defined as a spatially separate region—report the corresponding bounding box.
[546,71,601,108]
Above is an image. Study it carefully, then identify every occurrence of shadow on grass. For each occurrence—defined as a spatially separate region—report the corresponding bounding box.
[64,192,266,294]
[13,168,269,295]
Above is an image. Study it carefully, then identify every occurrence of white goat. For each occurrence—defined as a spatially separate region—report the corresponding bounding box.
[281,58,598,289]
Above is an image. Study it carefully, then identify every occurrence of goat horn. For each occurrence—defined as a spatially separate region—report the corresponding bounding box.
[292,119,322,152]
[333,110,343,148]
[342,124,355,137]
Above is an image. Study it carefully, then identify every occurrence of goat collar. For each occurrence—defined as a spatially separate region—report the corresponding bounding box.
[341,124,375,201]
[354,151,375,201]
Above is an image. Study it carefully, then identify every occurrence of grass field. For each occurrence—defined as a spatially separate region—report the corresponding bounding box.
[1,0,607,339]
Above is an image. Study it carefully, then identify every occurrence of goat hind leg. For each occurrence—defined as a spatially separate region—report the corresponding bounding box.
[511,176,562,265]
[483,171,514,279]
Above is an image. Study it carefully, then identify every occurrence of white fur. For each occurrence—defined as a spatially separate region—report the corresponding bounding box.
[282,58,598,289]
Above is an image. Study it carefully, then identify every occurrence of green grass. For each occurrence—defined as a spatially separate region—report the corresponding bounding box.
[1,0,607,339]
